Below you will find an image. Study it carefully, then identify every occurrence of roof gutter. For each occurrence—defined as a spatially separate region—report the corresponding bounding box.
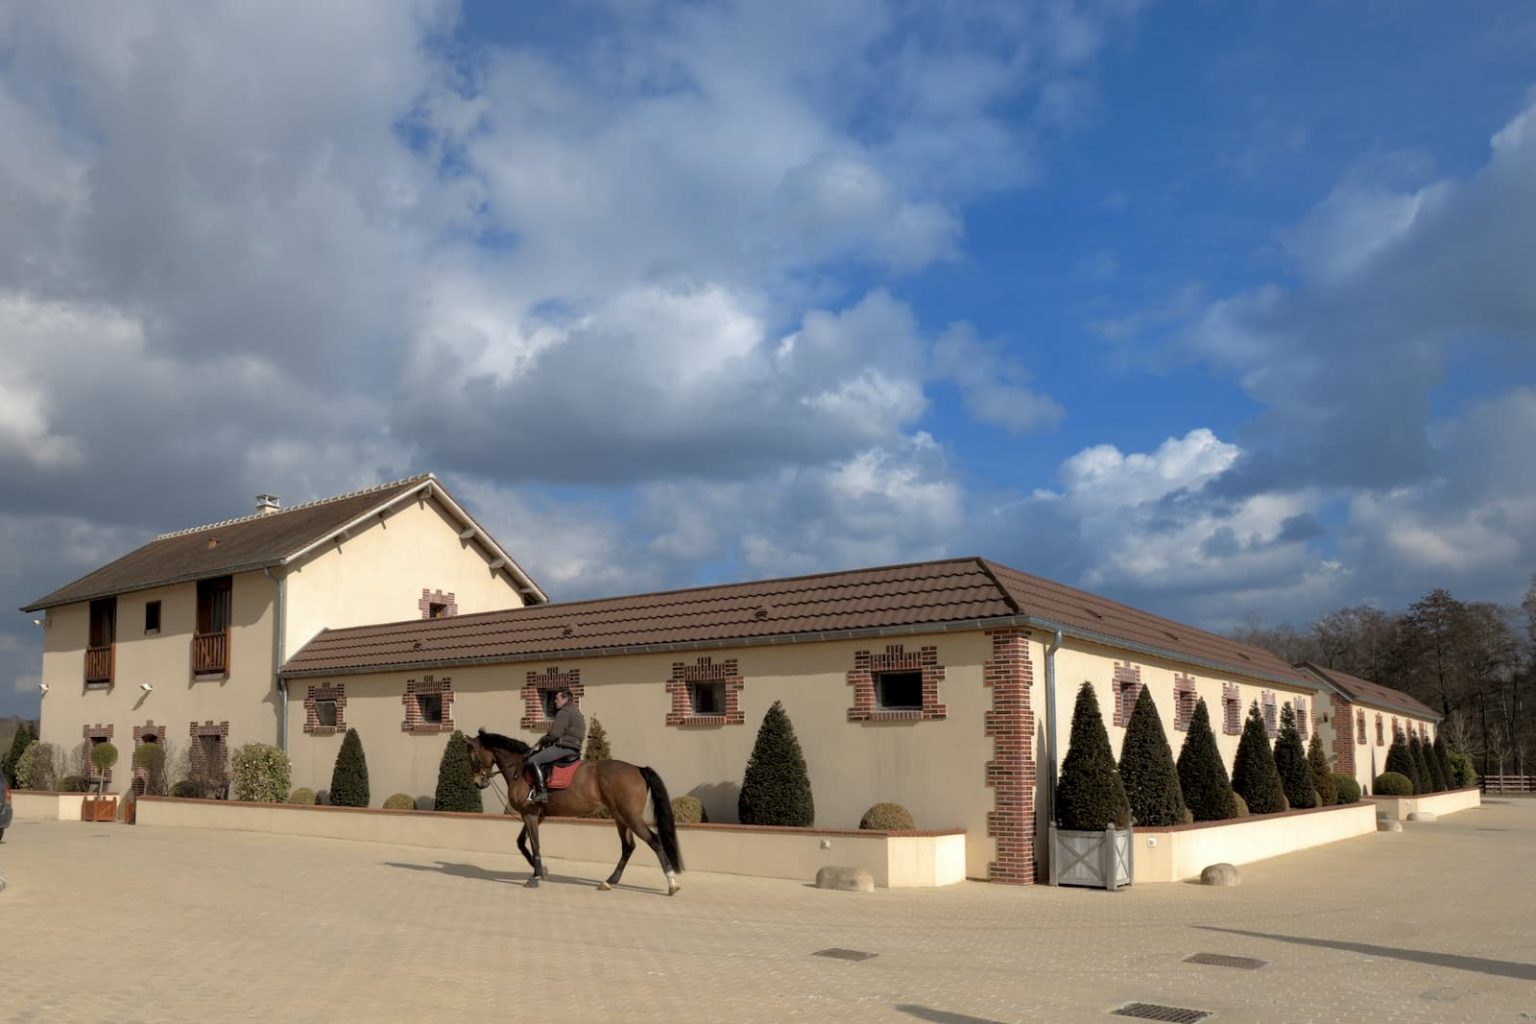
[280,611,1315,690]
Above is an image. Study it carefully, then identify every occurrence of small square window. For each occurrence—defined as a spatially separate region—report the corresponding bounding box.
[315,700,338,728]
[875,670,923,711]
[418,693,444,724]
[145,600,162,634]
[1223,696,1241,735]
[688,681,725,715]
[541,689,560,719]
[428,602,448,619]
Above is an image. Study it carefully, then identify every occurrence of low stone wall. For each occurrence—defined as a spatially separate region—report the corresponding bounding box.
[133,798,967,888]
[1367,786,1481,821]
[10,790,87,821]
[1132,802,1379,883]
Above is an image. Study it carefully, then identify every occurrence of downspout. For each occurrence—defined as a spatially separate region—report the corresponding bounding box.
[266,568,288,752]
[1042,628,1063,882]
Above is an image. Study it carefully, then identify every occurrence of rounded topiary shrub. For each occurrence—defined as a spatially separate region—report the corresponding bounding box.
[1176,698,1238,821]
[16,740,60,792]
[1231,703,1286,814]
[1273,703,1317,809]
[738,701,814,827]
[1055,682,1130,831]
[1332,773,1361,804]
[383,793,416,810]
[859,802,915,831]
[671,795,707,824]
[1118,686,1187,827]
[433,730,482,814]
[1232,792,1249,817]
[133,743,169,796]
[231,742,291,803]
[287,787,317,805]
[1307,731,1338,807]
[170,779,201,798]
[89,741,119,792]
[1447,750,1478,790]
[1374,771,1414,796]
[329,727,370,808]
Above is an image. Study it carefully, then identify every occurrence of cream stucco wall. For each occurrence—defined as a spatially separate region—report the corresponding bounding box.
[286,631,1003,877]
[1133,802,1378,883]
[282,493,525,658]
[1313,699,1438,794]
[36,570,278,793]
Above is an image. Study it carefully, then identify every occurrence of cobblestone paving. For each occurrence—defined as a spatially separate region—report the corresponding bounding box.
[1,800,1532,1023]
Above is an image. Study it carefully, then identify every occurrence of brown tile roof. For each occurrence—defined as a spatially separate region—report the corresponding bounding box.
[282,556,1314,688]
[22,475,547,611]
[1297,662,1441,720]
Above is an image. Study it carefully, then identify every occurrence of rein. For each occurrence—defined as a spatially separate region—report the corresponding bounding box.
[480,752,523,815]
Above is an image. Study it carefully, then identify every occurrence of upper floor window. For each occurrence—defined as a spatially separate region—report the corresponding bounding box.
[688,681,726,716]
[1261,691,1278,738]
[144,600,162,635]
[89,597,117,648]
[1357,709,1366,745]
[875,670,924,711]
[196,576,232,635]
[1375,713,1384,745]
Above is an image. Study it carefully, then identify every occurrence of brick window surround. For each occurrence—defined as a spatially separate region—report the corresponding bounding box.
[303,683,347,736]
[1111,662,1143,727]
[1356,707,1367,745]
[82,723,115,784]
[521,667,584,730]
[130,721,168,791]
[419,588,458,619]
[1221,683,1241,735]
[1173,674,1197,732]
[983,628,1035,884]
[1261,691,1278,738]
[188,720,230,781]
[1294,697,1309,740]
[666,657,745,726]
[1375,713,1384,745]
[401,675,455,734]
[847,644,947,722]
[1391,716,1399,741]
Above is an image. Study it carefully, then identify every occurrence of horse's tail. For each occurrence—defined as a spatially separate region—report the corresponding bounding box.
[640,766,683,873]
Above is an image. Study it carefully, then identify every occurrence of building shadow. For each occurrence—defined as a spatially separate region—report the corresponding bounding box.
[895,1005,1011,1024]
[1194,926,1536,981]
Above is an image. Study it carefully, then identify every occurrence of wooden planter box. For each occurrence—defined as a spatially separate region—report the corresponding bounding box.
[1049,824,1133,889]
[81,796,118,822]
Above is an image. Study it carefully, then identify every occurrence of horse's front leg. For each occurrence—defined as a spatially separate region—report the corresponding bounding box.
[515,824,537,873]
[522,813,545,887]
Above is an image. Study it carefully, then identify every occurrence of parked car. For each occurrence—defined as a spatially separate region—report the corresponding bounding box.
[0,773,12,841]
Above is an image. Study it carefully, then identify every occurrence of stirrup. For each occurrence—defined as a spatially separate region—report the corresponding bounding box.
[528,787,549,804]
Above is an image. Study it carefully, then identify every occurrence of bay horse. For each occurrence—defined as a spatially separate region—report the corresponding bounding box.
[466,729,683,896]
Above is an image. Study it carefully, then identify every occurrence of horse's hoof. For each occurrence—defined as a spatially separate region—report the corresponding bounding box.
[524,878,539,889]
[596,881,612,891]
[667,882,682,897]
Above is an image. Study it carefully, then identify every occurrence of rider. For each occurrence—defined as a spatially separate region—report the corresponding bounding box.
[526,687,586,804]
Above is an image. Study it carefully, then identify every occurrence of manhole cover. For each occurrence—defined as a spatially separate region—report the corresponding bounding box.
[1112,1004,1210,1023]
[813,947,877,962]
[1184,952,1266,970]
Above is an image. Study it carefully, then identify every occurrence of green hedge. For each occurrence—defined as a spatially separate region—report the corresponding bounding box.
[231,742,292,803]
[1176,698,1238,822]
[1331,773,1361,804]
[1307,732,1338,807]
[1055,682,1129,831]
[859,802,915,830]
[1118,686,1186,826]
[1373,771,1413,796]
[1231,703,1285,814]
[739,701,814,826]
[329,728,370,808]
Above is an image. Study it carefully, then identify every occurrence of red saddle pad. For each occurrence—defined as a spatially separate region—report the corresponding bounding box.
[527,760,582,791]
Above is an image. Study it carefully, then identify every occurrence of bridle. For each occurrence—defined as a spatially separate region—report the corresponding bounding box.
[472,744,522,815]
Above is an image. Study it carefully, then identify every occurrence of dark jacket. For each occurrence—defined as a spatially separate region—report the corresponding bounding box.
[542,703,587,752]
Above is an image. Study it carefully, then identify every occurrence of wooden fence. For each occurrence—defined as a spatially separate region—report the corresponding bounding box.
[1482,775,1536,794]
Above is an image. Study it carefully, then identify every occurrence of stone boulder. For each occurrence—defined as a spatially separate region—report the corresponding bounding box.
[1406,811,1437,822]
[815,865,875,892]
[1199,863,1241,887]
[1377,819,1403,832]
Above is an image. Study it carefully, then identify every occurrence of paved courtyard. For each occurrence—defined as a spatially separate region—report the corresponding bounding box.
[1,800,1533,1024]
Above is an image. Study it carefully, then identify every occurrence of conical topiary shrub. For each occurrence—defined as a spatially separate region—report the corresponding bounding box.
[1384,731,1418,793]
[1433,735,1457,790]
[584,717,611,761]
[3,721,35,787]
[738,701,814,826]
[434,730,482,813]
[1056,683,1130,830]
[1409,734,1435,793]
[1231,702,1286,814]
[1273,703,1317,809]
[1117,686,1186,826]
[1176,698,1238,821]
[1307,730,1338,806]
[329,727,370,808]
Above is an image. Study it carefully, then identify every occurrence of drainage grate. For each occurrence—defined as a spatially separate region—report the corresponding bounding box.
[814,947,878,962]
[1477,827,1509,832]
[1184,952,1266,970]
[1112,1004,1210,1023]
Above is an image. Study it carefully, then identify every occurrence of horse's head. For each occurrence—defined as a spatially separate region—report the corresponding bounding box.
[468,728,530,790]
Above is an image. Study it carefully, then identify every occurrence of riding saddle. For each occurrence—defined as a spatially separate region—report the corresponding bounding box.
[526,752,582,792]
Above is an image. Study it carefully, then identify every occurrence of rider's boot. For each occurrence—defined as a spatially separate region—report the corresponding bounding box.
[527,763,549,803]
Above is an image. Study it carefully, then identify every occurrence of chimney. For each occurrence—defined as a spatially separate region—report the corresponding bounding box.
[256,494,281,515]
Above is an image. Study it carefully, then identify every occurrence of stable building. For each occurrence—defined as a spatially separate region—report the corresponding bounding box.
[1299,662,1441,795]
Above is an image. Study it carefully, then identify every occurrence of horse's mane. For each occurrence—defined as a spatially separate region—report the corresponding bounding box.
[476,729,530,755]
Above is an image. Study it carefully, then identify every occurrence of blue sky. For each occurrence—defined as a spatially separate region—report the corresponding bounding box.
[2,1,1534,717]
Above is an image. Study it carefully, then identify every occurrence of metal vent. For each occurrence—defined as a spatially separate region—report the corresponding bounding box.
[1112,1003,1210,1023]
[813,948,877,962]
[1184,952,1266,970]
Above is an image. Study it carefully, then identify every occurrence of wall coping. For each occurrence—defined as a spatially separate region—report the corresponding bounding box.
[1136,800,1369,834]
[132,796,963,837]
[1363,787,1480,801]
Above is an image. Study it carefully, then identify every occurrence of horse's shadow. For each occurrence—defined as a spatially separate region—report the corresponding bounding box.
[382,860,661,894]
